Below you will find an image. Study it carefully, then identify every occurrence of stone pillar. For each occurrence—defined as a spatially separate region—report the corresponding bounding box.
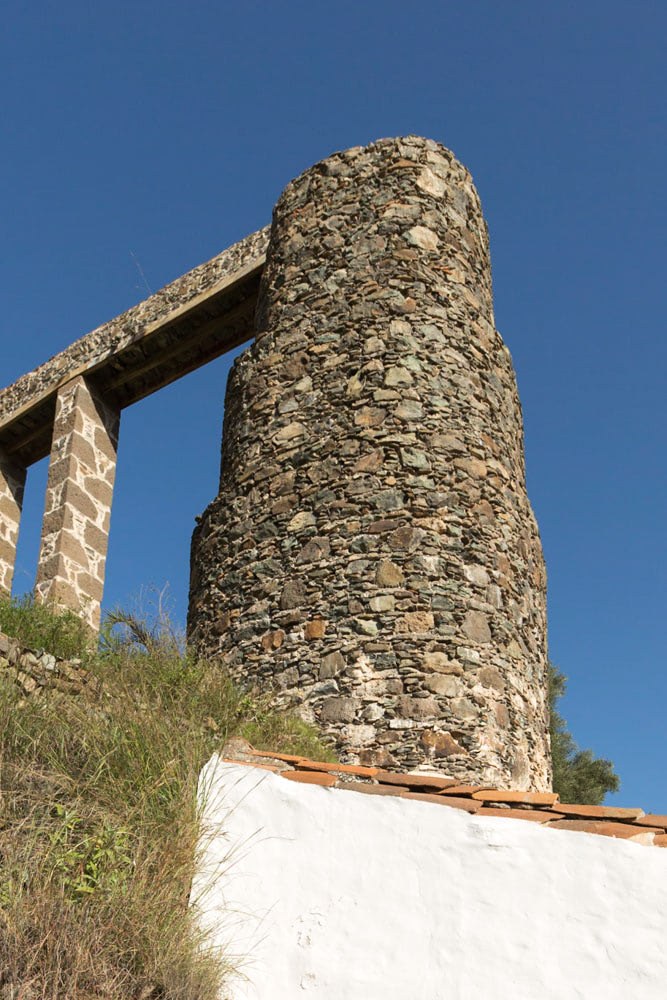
[35,375,119,630]
[189,137,551,790]
[0,450,27,596]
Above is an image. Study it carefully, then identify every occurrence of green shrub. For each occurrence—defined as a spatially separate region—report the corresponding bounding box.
[0,593,91,660]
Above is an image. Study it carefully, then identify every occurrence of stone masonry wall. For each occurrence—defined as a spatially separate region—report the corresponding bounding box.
[189,137,551,790]
[0,630,94,700]
[0,451,26,596]
[35,376,119,631]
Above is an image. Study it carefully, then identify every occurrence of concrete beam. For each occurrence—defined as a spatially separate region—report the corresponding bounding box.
[0,227,268,467]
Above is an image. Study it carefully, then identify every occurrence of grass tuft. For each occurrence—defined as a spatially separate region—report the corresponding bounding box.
[0,592,92,660]
[0,595,334,998]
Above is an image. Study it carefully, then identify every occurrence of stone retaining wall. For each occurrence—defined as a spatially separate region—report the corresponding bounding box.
[189,137,551,790]
[0,630,93,699]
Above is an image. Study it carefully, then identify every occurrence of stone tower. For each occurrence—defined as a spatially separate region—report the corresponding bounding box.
[188,136,551,790]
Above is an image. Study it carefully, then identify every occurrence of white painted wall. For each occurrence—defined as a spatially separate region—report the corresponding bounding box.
[191,757,667,1000]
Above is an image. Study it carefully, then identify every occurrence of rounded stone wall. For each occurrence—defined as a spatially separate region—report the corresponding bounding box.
[188,136,551,790]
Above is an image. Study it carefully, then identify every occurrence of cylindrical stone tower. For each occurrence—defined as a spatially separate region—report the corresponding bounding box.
[188,136,550,790]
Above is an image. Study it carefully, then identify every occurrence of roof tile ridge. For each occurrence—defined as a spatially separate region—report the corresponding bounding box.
[218,742,666,846]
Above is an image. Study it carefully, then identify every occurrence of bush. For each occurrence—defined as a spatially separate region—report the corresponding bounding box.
[0,596,334,999]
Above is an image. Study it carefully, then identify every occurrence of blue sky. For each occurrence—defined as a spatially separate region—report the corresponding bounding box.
[3,1,666,809]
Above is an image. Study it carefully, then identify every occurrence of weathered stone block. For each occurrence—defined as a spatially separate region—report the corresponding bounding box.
[320,697,359,723]
[369,595,395,613]
[319,650,345,679]
[280,580,306,610]
[462,610,492,643]
[397,612,435,634]
[423,652,464,675]
[425,675,461,696]
[420,730,467,757]
[396,696,438,719]
[304,619,327,640]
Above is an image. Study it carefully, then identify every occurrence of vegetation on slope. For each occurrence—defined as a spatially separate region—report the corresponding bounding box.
[0,594,332,1000]
[548,663,620,805]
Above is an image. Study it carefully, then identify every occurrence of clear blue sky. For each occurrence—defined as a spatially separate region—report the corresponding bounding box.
[3,1,666,810]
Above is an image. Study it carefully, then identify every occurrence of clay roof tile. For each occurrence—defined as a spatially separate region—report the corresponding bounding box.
[472,790,559,807]
[555,803,645,821]
[548,819,661,843]
[294,761,379,779]
[281,770,338,787]
[438,784,491,797]
[476,807,565,823]
[374,771,459,791]
[401,791,480,812]
[252,750,306,764]
[335,781,406,798]
[631,814,667,830]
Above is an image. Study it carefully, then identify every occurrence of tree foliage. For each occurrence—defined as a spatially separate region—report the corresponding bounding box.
[548,663,619,804]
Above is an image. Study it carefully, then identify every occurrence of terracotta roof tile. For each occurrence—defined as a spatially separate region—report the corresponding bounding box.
[373,770,459,791]
[219,758,282,772]
[437,784,490,797]
[252,750,307,764]
[294,761,379,779]
[632,814,667,830]
[476,807,565,823]
[335,781,407,797]
[281,770,338,787]
[472,790,559,807]
[402,791,480,812]
[548,820,662,842]
[218,740,666,849]
[555,803,645,821]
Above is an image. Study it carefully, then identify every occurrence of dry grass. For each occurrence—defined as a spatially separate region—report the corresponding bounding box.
[0,597,333,999]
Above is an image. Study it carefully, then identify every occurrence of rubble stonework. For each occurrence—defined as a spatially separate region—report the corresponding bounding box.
[0,630,94,699]
[188,137,551,790]
[35,376,120,631]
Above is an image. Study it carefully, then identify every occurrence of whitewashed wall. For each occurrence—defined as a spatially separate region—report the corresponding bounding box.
[191,757,667,1000]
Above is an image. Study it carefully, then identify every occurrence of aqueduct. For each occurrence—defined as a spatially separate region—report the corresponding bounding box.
[0,226,269,628]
